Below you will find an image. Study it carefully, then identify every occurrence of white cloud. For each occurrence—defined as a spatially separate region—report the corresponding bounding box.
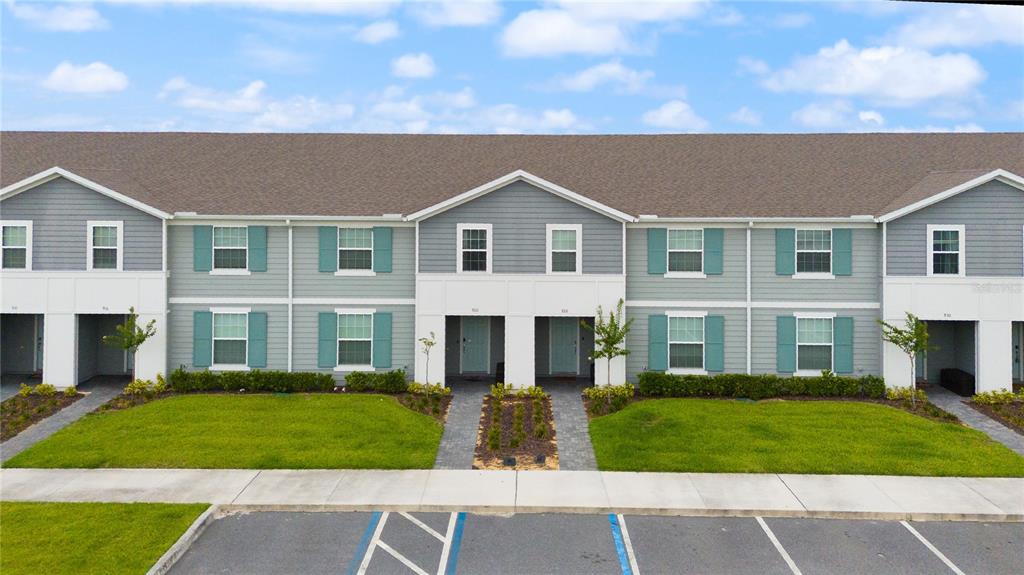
[161,77,266,113]
[774,12,812,29]
[884,123,986,133]
[763,40,985,106]
[107,0,396,17]
[858,110,885,126]
[391,53,436,78]
[737,57,769,76]
[43,61,128,93]
[240,38,311,72]
[354,20,399,43]
[729,106,762,126]
[501,9,629,57]
[408,0,501,27]
[553,0,706,23]
[551,60,654,93]
[708,6,743,27]
[7,1,108,32]
[791,100,854,129]
[892,5,1023,48]
[641,99,708,132]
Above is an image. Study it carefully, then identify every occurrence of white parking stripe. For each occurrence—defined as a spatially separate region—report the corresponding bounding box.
[616,514,641,575]
[399,512,447,543]
[901,521,967,575]
[356,512,390,575]
[756,517,803,575]
[377,540,431,575]
[437,513,459,575]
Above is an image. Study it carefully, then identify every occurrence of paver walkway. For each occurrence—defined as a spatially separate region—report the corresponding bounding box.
[1,376,124,464]
[927,384,1024,457]
[548,382,598,470]
[433,381,489,469]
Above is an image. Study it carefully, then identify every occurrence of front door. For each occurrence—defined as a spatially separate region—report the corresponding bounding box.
[460,316,490,374]
[550,317,579,374]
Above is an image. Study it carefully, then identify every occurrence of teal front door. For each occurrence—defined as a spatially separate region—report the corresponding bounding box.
[460,317,490,373]
[550,317,579,374]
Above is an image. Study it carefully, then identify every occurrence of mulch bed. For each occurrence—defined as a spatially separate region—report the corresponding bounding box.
[967,401,1024,435]
[1,392,83,441]
[474,395,558,470]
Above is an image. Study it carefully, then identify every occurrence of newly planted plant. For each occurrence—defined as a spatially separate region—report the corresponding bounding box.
[103,307,157,379]
[581,299,632,386]
[878,313,933,407]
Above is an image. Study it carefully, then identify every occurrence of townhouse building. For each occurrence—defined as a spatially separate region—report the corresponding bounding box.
[1,132,1022,393]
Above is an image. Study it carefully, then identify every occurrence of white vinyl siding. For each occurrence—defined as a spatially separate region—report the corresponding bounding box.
[338,312,373,367]
[212,312,248,367]
[0,221,31,270]
[669,314,705,373]
[213,226,247,271]
[797,316,833,374]
[796,229,831,275]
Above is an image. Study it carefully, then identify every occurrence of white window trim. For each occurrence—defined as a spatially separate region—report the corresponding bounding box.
[926,224,966,277]
[667,311,708,375]
[795,313,834,376]
[665,227,706,279]
[794,227,835,279]
[0,220,32,271]
[336,226,377,277]
[546,223,582,275]
[86,220,123,271]
[456,223,492,274]
[210,307,250,372]
[211,225,251,275]
[334,307,375,372]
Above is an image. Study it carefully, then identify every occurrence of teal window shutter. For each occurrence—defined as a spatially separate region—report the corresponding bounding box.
[832,229,852,276]
[372,312,393,369]
[318,312,338,368]
[775,228,795,276]
[834,316,854,374]
[648,314,668,371]
[776,315,796,373]
[247,312,267,368]
[318,227,337,273]
[372,227,393,273]
[248,226,267,272]
[647,228,667,274]
[192,311,212,368]
[704,228,724,275]
[193,226,213,272]
[704,315,725,372]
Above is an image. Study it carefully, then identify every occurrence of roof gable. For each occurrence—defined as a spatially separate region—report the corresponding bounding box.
[0,166,170,220]
[878,169,1024,223]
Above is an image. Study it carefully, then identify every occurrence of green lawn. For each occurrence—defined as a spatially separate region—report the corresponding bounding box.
[0,502,207,575]
[4,394,442,469]
[590,399,1024,477]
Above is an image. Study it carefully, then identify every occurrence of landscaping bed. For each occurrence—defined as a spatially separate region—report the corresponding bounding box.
[474,384,557,470]
[969,390,1024,435]
[1,384,83,441]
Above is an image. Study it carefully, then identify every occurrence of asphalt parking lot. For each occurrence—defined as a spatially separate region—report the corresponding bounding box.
[169,511,1024,575]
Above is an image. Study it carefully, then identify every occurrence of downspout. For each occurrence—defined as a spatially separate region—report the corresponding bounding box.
[162,217,169,379]
[746,220,753,374]
[287,219,293,372]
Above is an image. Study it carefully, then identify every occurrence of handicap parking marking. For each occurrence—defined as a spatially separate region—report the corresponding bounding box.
[900,521,966,575]
[756,517,803,575]
[608,514,640,575]
[352,511,464,575]
[439,512,466,575]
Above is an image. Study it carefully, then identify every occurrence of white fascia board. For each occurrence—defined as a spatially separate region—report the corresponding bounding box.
[405,169,637,223]
[0,167,171,220]
[877,169,1024,223]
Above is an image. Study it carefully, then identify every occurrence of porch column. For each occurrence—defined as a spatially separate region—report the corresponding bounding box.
[43,313,76,388]
[882,337,913,389]
[415,314,446,385]
[133,312,166,382]
[505,315,535,388]
[976,320,1013,393]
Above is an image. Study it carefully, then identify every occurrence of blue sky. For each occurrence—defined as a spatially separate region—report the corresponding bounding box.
[2,1,1022,134]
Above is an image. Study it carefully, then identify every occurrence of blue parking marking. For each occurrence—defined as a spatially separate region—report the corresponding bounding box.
[609,514,634,575]
[346,511,382,575]
[444,512,467,575]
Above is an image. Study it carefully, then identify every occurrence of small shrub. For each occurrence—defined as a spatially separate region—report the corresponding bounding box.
[885,386,928,403]
[345,370,408,393]
[123,379,155,396]
[63,385,78,397]
[170,367,336,393]
[583,384,635,416]
[408,382,450,397]
[17,383,32,397]
[515,386,547,399]
[973,390,1023,405]
[152,373,168,394]
[490,383,513,401]
[487,423,501,451]
[533,421,548,439]
[636,371,885,400]
[33,383,58,397]
[511,404,526,448]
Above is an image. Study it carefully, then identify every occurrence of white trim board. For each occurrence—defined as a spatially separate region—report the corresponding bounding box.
[877,169,1024,223]
[169,297,415,306]
[0,167,171,220]
[625,300,880,310]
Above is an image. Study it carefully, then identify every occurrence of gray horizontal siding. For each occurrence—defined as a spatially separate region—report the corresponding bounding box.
[887,180,1024,277]
[751,228,880,302]
[418,181,623,274]
[293,304,415,381]
[750,308,881,376]
[168,225,288,298]
[293,226,415,298]
[625,306,747,382]
[0,177,162,271]
[625,227,746,301]
[167,304,289,373]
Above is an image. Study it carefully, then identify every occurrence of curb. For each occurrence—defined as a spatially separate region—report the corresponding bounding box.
[146,504,221,575]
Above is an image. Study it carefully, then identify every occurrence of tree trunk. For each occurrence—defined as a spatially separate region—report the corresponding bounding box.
[909,355,916,408]
[606,357,611,386]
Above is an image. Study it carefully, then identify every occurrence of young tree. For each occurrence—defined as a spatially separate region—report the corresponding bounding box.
[103,307,157,379]
[878,312,932,407]
[418,331,437,384]
[581,298,633,387]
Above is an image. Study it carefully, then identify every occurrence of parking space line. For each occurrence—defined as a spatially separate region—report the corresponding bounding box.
[608,514,635,575]
[441,513,466,575]
[377,540,431,575]
[399,512,447,543]
[355,511,390,575]
[900,521,966,575]
[617,514,641,575]
[348,512,383,575]
[756,517,803,575]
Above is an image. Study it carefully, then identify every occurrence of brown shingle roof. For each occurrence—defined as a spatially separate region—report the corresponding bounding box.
[2,131,1022,218]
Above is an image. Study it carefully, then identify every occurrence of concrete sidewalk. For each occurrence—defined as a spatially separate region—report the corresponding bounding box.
[2,468,1021,521]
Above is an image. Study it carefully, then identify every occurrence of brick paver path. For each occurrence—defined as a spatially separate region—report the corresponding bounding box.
[433,381,489,469]
[927,384,1024,457]
[548,382,598,470]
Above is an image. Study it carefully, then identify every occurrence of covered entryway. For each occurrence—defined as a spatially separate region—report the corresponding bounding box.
[76,314,132,384]
[536,316,594,384]
[1,314,44,394]
[919,320,977,396]
[444,316,505,384]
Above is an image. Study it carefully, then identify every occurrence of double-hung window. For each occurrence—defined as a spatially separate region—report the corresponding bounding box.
[457,224,491,273]
[0,221,31,270]
[797,316,833,373]
[87,221,122,270]
[338,313,373,367]
[547,224,581,273]
[667,229,703,274]
[212,312,247,366]
[668,314,704,372]
[338,228,373,272]
[796,229,831,274]
[213,226,247,271]
[928,225,964,276]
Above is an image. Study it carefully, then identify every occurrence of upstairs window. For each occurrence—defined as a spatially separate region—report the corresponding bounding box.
[88,221,122,270]
[547,224,581,273]
[458,224,491,273]
[668,229,703,273]
[338,313,373,366]
[928,225,964,276]
[1,221,30,270]
[213,312,247,366]
[669,315,704,371]
[796,229,831,274]
[797,316,833,372]
[339,228,373,271]
[213,226,247,270]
